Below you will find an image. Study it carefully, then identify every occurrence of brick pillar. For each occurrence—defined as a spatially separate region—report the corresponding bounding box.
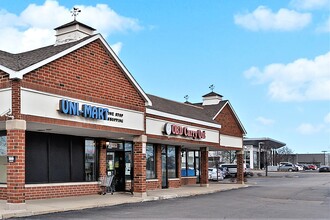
[156,144,162,189]
[6,120,26,210]
[236,150,244,184]
[200,147,209,187]
[133,135,147,197]
[98,140,107,178]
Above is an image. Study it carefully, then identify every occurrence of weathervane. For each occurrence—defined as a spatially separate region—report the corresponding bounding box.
[71,7,81,21]
[184,95,189,102]
[209,84,215,92]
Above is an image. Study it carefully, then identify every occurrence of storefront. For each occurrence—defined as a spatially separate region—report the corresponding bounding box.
[0,19,246,206]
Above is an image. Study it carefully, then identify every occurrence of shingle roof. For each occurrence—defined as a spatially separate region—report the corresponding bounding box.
[147,94,226,124]
[0,35,96,71]
[54,20,96,31]
[202,91,223,98]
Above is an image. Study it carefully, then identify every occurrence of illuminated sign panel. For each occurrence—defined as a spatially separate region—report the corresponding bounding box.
[164,123,206,139]
[59,99,124,123]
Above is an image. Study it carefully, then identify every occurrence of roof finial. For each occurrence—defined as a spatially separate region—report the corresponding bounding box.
[184,95,189,102]
[71,7,81,21]
[209,84,215,92]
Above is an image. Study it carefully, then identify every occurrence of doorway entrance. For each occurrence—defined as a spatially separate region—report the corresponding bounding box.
[161,145,177,188]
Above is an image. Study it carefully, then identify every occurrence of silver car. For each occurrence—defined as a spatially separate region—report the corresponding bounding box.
[279,164,298,172]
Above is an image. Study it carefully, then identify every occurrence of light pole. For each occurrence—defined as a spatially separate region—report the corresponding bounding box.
[321,151,327,165]
[258,142,264,169]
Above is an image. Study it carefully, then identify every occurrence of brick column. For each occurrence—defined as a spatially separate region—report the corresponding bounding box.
[200,147,209,187]
[98,140,107,178]
[133,135,147,197]
[236,150,244,184]
[6,119,26,210]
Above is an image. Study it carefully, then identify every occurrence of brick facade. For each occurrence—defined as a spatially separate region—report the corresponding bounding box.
[25,183,99,200]
[21,40,145,112]
[6,122,26,203]
[214,105,243,137]
[0,30,246,203]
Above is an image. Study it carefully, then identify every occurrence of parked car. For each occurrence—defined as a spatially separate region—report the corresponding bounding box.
[208,168,225,181]
[219,164,254,177]
[318,166,330,172]
[307,164,317,170]
[278,164,299,172]
[295,164,304,171]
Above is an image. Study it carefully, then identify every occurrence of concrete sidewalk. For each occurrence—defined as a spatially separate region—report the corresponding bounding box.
[0,183,247,219]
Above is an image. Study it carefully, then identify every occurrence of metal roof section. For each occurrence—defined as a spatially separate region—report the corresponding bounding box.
[243,137,286,149]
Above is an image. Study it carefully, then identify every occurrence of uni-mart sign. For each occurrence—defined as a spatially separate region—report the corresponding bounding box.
[59,99,124,123]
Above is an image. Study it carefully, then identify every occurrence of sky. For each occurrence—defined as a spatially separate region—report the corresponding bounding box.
[0,0,329,154]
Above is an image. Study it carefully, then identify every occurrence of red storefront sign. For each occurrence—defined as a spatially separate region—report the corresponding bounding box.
[164,123,206,139]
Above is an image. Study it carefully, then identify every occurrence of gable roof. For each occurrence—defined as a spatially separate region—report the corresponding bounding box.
[147,94,224,128]
[0,34,152,106]
[147,95,247,134]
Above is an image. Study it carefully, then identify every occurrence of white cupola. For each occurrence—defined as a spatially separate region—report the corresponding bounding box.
[202,91,223,106]
[54,20,96,45]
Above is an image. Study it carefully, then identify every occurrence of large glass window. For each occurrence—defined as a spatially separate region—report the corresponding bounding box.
[146,144,156,179]
[125,142,132,180]
[181,150,199,177]
[85,140,96,181]
[0,132,6,183]
[25,132,97,184]
[167,146,177,178]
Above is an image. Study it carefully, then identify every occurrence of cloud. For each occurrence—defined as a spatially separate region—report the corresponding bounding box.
[256,116,275,125]
[0,0,142,53]
[234,6,311,31]
[110,42,123,55]
[244,52,330,102]
[290,0,330,10]
[297,123,324,134]
[325,112,330,123]
[316,16,330,32]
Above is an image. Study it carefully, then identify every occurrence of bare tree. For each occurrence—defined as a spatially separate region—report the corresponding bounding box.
[276,146,295,164]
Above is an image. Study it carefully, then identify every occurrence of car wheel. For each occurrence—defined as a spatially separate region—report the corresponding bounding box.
[288,168,292,172]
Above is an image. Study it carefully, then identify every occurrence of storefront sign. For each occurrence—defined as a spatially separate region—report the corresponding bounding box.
[164,123,206,139]
[59,99,124,123]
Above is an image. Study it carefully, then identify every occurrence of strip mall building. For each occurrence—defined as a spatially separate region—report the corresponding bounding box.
[0,20,246,207]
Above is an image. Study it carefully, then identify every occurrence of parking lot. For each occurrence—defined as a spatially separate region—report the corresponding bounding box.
[13,170,330,219]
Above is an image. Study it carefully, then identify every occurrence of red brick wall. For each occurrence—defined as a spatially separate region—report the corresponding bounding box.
[0,70,10,89]
[200,147,208,185]
[146,180,160,190]
[214,105,243,137]
[133,141,146,193]
[0,187,7,200]
[25,183,99,200]
[181,177,197,185]
[236,151,244,184]
[21,40,145,112]
[168,179,181,188]
[98,140,107,177]
[6,129,25,203]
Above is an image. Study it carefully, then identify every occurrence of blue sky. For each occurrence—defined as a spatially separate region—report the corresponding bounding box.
[0,0,329,153]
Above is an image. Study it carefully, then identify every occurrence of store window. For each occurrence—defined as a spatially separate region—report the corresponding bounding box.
[85,140,97,181]
[0,132,6,184]
[181,150,199,177]
[125,142,132,180]
[26,132,98,184]
[167,146,177,178]
[146,144,156,179]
